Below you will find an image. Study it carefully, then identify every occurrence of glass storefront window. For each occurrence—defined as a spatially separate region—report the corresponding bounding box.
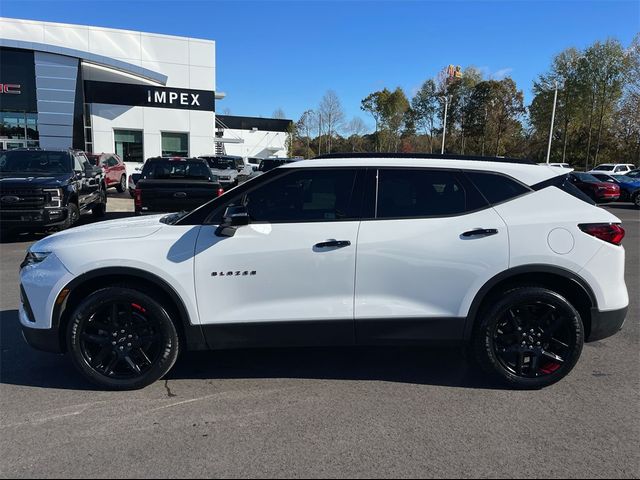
[0,111,38,149]
[114,129,143,163]
[161,132,189,157]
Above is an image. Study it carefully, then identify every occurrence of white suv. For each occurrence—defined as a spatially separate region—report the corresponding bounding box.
[19,154,629,390]
[589,163,636,176]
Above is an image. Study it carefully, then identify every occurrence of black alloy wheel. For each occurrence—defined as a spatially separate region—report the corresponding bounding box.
[473,287,584,389]
[67,287,179,390]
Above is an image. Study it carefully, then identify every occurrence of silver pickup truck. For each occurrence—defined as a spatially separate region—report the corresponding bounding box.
[199,155,253,188]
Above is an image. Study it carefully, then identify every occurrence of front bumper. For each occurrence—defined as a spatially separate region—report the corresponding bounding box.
[0,208,68,231]
[21,323,62,353]
[588,306,628,342]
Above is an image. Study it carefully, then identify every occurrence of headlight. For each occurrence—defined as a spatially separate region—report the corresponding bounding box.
[43,188,62,208]
[20,251,51,269]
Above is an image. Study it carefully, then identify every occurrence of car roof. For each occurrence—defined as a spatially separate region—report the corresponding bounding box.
[282,154,564,186]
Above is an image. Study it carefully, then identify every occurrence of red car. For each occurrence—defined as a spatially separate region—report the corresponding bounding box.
[87,153,127,193]
[569,172,620,203]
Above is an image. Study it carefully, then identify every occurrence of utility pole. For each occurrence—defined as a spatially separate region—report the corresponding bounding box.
[546,81,559,164]
[441,95,451,154]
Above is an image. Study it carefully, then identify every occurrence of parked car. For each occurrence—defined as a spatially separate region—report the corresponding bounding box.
[128,172,141,198]
[258,157,299,173]
[589,173,640,207]
[87,153,127,193]
[588,163,636,176]
[19,153,628,390]
[199,155,248,188]
[569,172,620,203]
[0,149,106,236]
[626,169,640,179]
[134,157,223,215]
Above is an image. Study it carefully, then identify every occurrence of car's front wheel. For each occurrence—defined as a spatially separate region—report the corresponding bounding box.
[67,287,180,390]
[472,287,584,389]
[632,191,640,209]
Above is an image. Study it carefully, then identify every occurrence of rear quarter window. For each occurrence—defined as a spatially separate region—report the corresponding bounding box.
[532,174,595,205]
[464,171,531,205]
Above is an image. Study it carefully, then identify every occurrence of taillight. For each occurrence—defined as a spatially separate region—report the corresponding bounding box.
[579,223,625,246]
[217,188,224,197]
[134,188,142,208]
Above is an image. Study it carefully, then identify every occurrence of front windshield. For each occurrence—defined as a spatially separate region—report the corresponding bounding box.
[142,161,211,180]
[0,151,72,174]
[592,165,614,171]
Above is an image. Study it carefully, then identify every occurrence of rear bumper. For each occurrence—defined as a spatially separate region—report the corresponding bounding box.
[588,306,628,342]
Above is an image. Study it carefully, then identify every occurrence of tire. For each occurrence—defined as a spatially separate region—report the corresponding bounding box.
[472,287,584,389]
[92,189,107,218]
[67,287,180,390]
[62,202,80,230]
[632,192,640,209]
[129,189,135,199]
[116,175,126,193]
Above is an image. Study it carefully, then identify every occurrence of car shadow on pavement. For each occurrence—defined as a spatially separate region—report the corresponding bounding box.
[1,308,501,391]
[0,310,95,391]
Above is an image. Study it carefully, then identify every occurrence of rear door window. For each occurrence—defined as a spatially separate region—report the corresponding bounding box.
[376,169,487,218]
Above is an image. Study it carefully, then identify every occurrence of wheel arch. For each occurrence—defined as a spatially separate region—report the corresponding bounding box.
[53,267,206,352]
[464,265,597,342]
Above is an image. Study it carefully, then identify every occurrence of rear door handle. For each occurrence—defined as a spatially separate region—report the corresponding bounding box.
[461,228,499,237]
[314,240,351,249]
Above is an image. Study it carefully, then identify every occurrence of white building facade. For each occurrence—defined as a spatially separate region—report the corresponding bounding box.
[0,17,217,163]
[215,115,290,159]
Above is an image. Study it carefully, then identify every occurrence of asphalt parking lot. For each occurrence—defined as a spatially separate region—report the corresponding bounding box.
[0,197,638,478]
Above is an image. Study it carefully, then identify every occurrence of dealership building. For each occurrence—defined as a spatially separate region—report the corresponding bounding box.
[0,17,291,163]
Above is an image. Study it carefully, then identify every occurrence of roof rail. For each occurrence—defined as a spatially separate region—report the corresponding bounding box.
[313,152,537,165]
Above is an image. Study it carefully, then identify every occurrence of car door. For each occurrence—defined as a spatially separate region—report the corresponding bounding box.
[354,168,509,344]
[193,168,364,348]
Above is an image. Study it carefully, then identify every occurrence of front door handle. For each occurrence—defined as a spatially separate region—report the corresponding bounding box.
[314,240,351,249]
[461,228,499,237]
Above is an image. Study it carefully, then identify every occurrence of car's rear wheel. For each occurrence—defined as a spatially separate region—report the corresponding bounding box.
[632,192,640,209]
[116,175,126,193]
[472,287,584,389]
[67,287,180,390]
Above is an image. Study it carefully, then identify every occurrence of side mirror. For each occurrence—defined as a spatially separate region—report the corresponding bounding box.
[215,205,250,237]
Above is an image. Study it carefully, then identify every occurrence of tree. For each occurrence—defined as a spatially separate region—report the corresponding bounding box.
[272,108,286,119]
[345,116,368,152]
[380,87,410,152]
[411,80,438,153]
[319,90,345,154]
[361,91,385,151]
[297,110,315,158]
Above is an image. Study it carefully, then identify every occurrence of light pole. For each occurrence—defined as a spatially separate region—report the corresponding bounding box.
[441,95,451,155]
[546,80,559,164]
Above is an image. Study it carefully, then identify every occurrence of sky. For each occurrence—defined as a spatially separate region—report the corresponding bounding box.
[1,0,638,131]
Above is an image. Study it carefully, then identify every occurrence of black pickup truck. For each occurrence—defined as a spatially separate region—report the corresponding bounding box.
[0,149,107,235]
[134,157,224,215]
